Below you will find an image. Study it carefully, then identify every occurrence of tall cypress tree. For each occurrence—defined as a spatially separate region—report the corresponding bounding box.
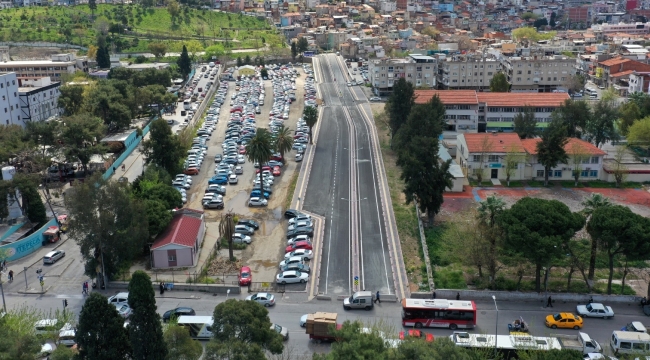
[128,271,167,360]
[177,45,192,80]
[385,78,415,140]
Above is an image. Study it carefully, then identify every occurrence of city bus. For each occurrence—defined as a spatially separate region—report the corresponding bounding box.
[177,316,214,340]
[401,298,477,330]
[450,331,562,359]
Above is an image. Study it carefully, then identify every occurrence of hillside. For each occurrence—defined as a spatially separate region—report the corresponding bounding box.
[0,4,283,53]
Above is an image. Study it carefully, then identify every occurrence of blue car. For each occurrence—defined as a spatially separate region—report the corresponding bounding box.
[209,175,228,185]
[223,157,238,165]
[250,189,270,199]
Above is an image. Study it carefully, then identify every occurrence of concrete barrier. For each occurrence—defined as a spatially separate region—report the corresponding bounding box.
[109,281,241,295]
[411,290,639,304]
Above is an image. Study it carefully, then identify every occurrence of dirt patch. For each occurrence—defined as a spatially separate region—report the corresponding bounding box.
[9,46,75,60]
[373,109,425,291]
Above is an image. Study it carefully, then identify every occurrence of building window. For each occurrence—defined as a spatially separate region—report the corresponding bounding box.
[472,155,481,162]
[168,255,176,262]
[554,170,562,177]
[591,156,599,164]
[488,155,499,162]
[537,170,544,177]
[590,170,598,177]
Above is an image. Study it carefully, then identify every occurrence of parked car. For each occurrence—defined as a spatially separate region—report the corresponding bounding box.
[228,174,239,184]
[203,198,225,209]
[286,227,314,239]
[43,250,65,264]
[576,303,614,319]
[162,307,196,322]
[208,175,228,185]
[369,97,381,102]
[184,167,199,175]
[399,330,434,342]
[246,292,275,307]
[238,266,253,286]
[238,219,259,230]
[248,197,268,207]
[284,209,301,219]
[287,234,311,245]
[281,262,311,273]
[234,166,243,175]
[276,270,309,284]
[279,256,305,268]
[234,225,255,235]
[284,249,313,261]
[115,304,133,318]
[232,233,252,244]
[271,323,290,341]
[285,241,313,253]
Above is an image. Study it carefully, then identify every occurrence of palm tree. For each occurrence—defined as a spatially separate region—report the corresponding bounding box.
[476,195,505,286]
[245,128,273,190]
[219,212,235,262]
[477,195,505,227]
[273,125,294,164]
[303,106,318,145]
[582,193,612,282]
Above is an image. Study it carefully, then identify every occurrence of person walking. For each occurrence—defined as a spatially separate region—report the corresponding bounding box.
[121,164,125,171]
[456,292,460,300]
[8,270,13,282]
[374,291,381,304]
[82,281,87,295]
[432,291,436,299]
[546,296,553,308]
[159,282,165,295]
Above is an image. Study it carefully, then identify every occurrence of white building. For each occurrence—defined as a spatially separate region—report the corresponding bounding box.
[0,53,88,82]
[0,72,22,126]
[18,77,62,125]
[369,54,437,95]
[380,1,397,13]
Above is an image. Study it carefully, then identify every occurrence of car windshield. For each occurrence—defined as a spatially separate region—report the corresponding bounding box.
[273,324,282,332]
[586,304,593,311]
[553,313,562,321]
[241,272,250,278]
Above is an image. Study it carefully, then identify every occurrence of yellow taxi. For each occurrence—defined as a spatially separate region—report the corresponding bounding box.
[545,312,583,329]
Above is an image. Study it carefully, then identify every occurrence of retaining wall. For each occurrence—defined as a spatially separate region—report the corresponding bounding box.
[412,290,639,304]
[109,281,241,295]
[2,218,58,262]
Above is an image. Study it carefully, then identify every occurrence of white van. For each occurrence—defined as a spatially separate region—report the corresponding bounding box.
[610,330,650,355]
[343,291,374,310]
[108,292,129,307]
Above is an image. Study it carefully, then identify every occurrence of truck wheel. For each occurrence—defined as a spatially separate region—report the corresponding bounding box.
[551,325,557,329]
[415,322,423,329]
[449,324,458,330]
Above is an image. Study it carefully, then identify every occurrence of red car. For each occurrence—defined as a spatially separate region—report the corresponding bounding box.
[285,240,313,253]
[238,266,252,286]
[256,165,272,174]
[272,166,281,177]
[399,330,434,342]
[184,167,199,175]
[238,146,246,154]
[270,154,283,162]
[230,107,243,113]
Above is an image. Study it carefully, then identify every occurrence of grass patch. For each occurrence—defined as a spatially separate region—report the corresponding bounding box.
[504,180,524,187]
[526,180,552,188]
[285,170,299,210]
[561,181,585,188]
[433,267,467,289]
[468,180,493,187]
[583,180,643,189]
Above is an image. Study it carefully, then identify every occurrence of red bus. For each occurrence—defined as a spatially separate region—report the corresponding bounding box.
[401,298,477,330]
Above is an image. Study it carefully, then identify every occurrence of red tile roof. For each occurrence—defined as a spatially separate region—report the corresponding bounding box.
[476,92,570,107]
[414,90,478,104]
[610,70,635,78]
[463,133,525,153]
[521,138,607,156]
[598,57,630,67]
[151,211,203,250]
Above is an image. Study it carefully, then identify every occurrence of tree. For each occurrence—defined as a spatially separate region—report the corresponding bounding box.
[627,116,650,145]
[569,141,589,186]
[551,99,591,138]
[19,182,47,227]
[208,299,283,356]
[534,17,549,29]
[167,0,181,24]
[273,124,293,164]
[489,72,509,92]
[313,321,388,360]
[89,0,97,19]
[260,68,268,78]
[441,209,492,278]
[164,323,203,360]
[290,42,297,61]
[148,42,167,59]
[184,40,204,60]
[245,128,273,190]
[236,57,243,67]
[472,134,493,184]
[550,12,557,27]
[511,27,556,42]
[563,74,586,94]
[142,118,184,177]
[244,55,251,65]
[385,78,415,139]
[96,43,110,69]
[177,45,192,80]
[587,205,650,294]
[513,106,537,139]
[476,195,506,284]
[58,85,85,116]
[297,36,309,53]
[504,144,525,186]
[65,174,149,285]
[585,99,619,148]
[76,292,131,359]
[581,193,612,283]
[59,114,106,174]
[536,118,568,186]
[49,346,77,360]
[499,197,585,292]
[303,105,318,144]
[144,199,172,238]
[219,212,236,262]
[609,146,629,188]
[128,271,168,359]
[618,101,642,135]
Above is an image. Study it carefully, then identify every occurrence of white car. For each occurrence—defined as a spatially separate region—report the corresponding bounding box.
[276,270,309,284]
[228,174,238,184]
[284,249,313,261]
[279,256,305,268]
[287,221,313,231]
[287,234,311,245]
[237,155,246,164]
[288,215,312,225]
[369,97,381,102]
[232,233,252,244]
[234,166,243,174]
[576,303,614,319]
[248,197,268,207]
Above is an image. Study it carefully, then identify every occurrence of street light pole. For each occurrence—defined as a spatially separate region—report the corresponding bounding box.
[492,295,498,359]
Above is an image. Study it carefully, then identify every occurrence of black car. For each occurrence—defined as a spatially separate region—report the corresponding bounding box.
[284,209,301,219]
[286,227,314,239]
[214,154,223,163]
[238,219,260,230]
[162,307,196,322]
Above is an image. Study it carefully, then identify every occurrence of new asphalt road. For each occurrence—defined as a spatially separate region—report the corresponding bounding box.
[303,54,396,298]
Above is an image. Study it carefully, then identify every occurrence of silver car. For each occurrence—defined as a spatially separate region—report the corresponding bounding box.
[43,250,65,264]
[271,323,289,340]
[276,270,309,284]
[246,292,275,307]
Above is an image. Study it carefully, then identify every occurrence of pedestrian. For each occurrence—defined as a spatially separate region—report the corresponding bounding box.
[546,296,553,308]
[121,164,125,171]
[113,166,116,173]
[8,270,13,282]
[82,282,86,295]
[432,291,436,299]
[588,297,594,304]
[159,282,164,295]
[456,292,460,300]
[374,291,381,304]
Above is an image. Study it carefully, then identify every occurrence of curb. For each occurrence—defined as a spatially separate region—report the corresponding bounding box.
[44,258,74,278]
[17,285,51,295]
[316,294,331,301]
[12,234,71,278]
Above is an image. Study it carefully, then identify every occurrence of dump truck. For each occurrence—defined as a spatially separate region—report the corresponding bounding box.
[305,312,342,342]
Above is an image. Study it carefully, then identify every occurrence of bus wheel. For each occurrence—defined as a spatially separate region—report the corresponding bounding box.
[414,322,423,329]
[449,324,458,330]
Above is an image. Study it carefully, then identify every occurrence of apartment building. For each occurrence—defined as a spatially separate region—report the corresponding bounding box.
[19,77,62,124]
[437,54,501,90]
[501,54,577,92]
[0,53,88,81]
[0,72,22,126]
[593,22,650,35]
[413,90,569,135]
[369,54,436,95]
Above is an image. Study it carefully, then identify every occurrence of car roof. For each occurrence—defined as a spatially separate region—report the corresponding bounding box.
[44,251,60,256]
[588,303,605,309]
[240,266,251,272]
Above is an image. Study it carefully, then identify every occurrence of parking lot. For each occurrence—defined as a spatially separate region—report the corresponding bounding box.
[172,63,316,289]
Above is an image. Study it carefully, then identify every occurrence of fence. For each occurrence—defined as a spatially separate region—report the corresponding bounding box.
[116,268,239,285]
[102,119,153,181]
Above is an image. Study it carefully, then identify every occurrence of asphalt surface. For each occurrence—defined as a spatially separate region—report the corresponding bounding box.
[304,54,392,297]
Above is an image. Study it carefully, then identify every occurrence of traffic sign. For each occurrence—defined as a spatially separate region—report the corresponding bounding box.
[354,276,358,280]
